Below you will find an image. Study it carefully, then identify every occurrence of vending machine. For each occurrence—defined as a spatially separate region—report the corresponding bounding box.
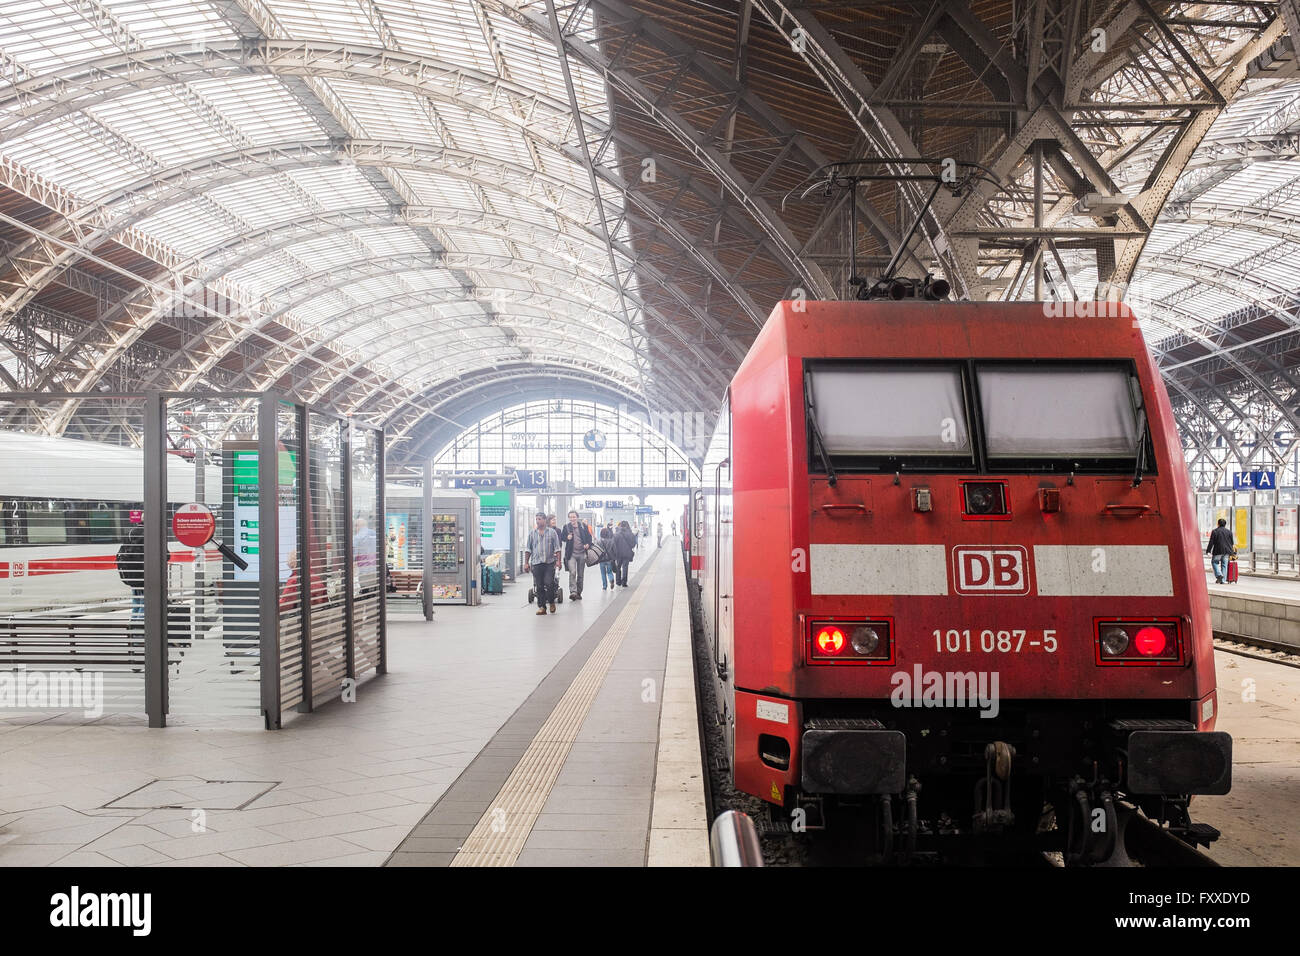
[427,490,480,606]
[385,486,480,612]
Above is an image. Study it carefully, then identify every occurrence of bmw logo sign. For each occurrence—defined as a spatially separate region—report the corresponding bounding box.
[583,428,606,452]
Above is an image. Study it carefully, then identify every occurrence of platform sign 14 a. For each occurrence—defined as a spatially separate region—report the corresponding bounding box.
[1233,470,1277,490]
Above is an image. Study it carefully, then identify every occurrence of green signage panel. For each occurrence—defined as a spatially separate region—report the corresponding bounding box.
[476,488,511,509]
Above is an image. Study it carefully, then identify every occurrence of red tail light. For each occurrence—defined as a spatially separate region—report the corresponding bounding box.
[1094,619,1182,665]
[807,617,894,665]
[815,625,846,656]
[1133,626,1167,657]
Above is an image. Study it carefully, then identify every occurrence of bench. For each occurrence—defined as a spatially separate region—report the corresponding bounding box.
[0,615,191,670]
[388,570,423,600]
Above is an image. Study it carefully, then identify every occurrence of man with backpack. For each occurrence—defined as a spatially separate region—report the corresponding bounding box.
[116,524,146,620]
[560,509,594,601]
[613,520,637,587]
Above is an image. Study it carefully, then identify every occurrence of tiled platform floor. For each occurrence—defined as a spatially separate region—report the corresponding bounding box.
[0,543,705,867]
[1208,572,1300,604]
[387,536,707,866]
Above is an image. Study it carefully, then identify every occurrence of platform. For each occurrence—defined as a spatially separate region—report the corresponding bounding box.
[0,541,708,867]
[1207,572,1300,651]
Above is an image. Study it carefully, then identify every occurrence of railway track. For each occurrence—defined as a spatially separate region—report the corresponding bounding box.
[1213,631,1300,670]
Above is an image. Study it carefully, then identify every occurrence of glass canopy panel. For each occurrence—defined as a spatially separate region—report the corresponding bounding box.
[401,169,484,210]
[0,2,125,74]
[325,83,443,144]
[0,0,665,414]
[98,0,234,45]
[262,0,382,44]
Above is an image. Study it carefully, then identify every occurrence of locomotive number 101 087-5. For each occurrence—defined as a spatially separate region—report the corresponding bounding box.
[932,628,1059,653]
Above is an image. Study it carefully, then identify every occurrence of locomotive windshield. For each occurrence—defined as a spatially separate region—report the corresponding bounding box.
[977,364,1138,458]
[805,363,976,471]
[804,359,1152,475]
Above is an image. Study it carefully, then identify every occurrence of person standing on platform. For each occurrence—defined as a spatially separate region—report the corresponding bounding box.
[613,520,637,587]
[598,521,615,590]
[657,522,663,548]
[281,549,327,611]
[525,512,562,614]
[561,509,593,601]
[1207,518,1235,584]
[352,517,378,592]
[116,523,146,620]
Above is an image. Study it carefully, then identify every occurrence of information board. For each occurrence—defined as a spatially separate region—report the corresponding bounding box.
[386,513,409,569]
[173,503,215,548]
[227,448,297,584]
[477,488,512,552]
[1253,506,1274,553]
[1277,506,1298,553]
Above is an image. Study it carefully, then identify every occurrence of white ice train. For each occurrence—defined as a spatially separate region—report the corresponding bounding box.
[0,432,223,613]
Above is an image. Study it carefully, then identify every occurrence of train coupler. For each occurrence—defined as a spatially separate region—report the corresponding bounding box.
[972,741,1016,834]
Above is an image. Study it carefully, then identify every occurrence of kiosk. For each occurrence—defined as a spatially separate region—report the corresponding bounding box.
[385,481,481,618]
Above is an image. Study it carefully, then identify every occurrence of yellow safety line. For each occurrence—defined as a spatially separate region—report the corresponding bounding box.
[449,550,661,866]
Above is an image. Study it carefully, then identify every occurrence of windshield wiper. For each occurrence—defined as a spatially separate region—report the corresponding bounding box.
[1132,405,1148,487]
[804,374,837,486]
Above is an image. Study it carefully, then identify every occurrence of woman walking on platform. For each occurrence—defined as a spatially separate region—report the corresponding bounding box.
[599,521,616,590]
[613,520,637,587]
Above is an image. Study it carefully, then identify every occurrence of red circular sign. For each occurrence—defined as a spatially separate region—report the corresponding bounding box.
[172,503,215,548]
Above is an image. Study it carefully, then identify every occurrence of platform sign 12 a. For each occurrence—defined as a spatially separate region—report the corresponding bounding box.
[1233,470,1277,490]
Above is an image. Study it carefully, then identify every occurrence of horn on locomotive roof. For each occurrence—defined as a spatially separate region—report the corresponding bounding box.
[786,158,1000,302]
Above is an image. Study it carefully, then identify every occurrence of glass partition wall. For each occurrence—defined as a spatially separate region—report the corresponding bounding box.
[0,391,385,729]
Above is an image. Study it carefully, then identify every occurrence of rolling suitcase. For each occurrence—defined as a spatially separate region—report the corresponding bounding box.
[1226,557,1239,583]
[482,567,503,595]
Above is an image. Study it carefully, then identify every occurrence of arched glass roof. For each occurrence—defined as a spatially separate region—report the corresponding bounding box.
[0,0,692,422]
[1,1,1298,483]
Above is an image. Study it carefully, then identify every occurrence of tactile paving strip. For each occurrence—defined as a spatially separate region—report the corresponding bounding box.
[449,561,657,867]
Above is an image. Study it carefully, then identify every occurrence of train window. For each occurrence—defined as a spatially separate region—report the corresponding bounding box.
[66,508,91,544]
[26,506,67,545]
[805,363,975,471]
[88,508,119,543]
[976,363,1150,472]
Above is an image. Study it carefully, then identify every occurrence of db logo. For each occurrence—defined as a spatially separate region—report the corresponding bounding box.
[952,546,1030,595]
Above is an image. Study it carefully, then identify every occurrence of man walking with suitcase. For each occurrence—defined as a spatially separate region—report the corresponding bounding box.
[524,512,562,614]
[1207,518,1235,584]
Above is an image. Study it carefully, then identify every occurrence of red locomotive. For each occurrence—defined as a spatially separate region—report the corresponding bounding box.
[693,299,1230,861]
